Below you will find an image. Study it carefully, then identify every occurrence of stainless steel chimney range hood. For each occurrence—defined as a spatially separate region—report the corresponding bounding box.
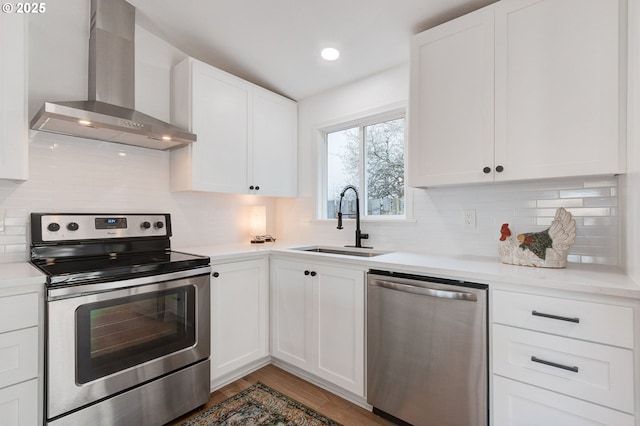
[30,0,196,151]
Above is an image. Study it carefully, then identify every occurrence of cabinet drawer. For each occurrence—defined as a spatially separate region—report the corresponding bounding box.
[493,289,633,348]
[0,328,38,389]
[493,376,634,426]
[0,293,38,334]
[0,379,38,426]
[493,324,634,413]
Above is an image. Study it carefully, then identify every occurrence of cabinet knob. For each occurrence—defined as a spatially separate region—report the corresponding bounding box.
[255,186,260,191]
[482,167,491,174]
[310,271,317,277]
[304,270,310,275]
[212,272,219,278]
[495,165,504,173]
[249,185,255,190]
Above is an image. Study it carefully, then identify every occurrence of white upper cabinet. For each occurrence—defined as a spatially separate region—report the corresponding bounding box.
[409,6,495,186]
[171,57,297,197]
[252,87,297,197]
[0,13,28,181]
[409,0,625,187]
[494,0,623,181]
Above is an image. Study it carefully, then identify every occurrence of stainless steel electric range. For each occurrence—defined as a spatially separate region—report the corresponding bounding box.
[30,213,211,426]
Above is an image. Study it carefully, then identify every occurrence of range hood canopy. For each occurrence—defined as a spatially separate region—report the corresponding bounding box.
[30,0,196,151]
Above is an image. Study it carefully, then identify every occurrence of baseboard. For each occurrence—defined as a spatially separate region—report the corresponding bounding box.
[210,356,271,391]
[270,358,372,411]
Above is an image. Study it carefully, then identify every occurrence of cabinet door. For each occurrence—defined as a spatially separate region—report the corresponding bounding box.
[210,258,269,382]
[0,380,38,426]
[251,88,297,197]
[494,0,622,181]
[0,328,38,389]
[409,6,494,187]
[270,259,312,370]
[313,265,365,396]
[0,13,28,181]
[493,376,634,426]
[190,61,250,193]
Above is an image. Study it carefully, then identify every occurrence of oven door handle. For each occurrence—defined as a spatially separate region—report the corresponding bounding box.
[47,266,212,301]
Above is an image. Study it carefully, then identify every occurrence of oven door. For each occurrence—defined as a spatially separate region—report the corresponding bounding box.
[46,267,210,420]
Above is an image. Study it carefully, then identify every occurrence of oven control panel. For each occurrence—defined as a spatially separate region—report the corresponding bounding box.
[33,213,171,242]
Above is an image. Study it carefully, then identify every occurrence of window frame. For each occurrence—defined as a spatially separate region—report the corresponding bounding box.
[317,104,412,222]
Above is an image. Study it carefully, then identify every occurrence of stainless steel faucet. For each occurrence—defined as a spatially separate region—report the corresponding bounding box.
[337,185,371,248]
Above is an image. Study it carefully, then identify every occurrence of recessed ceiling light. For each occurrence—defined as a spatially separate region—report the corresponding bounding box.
[321,47,340,61]
[162,136,172,141]
[78,119,91,126]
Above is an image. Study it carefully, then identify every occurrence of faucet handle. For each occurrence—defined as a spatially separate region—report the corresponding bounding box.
[361,233,369,239]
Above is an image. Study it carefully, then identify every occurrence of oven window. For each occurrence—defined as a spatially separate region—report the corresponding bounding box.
[76,286,196,384]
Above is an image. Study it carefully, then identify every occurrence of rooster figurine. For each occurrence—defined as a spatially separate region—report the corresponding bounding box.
[498,207,576,268]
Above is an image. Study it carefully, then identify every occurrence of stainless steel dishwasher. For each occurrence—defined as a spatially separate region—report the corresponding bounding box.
[367,270,488,426]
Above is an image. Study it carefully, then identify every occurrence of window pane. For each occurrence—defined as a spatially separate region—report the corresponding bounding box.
[326,127,359,219]
[364,118,405,216]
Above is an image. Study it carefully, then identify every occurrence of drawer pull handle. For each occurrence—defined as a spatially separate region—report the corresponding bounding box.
[531,356,579,373]
[532,310,580,323]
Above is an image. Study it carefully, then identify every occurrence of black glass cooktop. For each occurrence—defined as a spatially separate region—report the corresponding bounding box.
[32,250,210,287]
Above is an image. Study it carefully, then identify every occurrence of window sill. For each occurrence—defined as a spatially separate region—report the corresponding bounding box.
[313,218,417,225]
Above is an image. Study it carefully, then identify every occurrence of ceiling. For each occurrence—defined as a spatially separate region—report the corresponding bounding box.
[129,0,497,101]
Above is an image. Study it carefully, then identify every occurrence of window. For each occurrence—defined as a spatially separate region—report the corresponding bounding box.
[322,111,406,220]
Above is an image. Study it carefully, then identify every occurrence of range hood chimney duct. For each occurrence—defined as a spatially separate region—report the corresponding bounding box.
[30,0,197,151]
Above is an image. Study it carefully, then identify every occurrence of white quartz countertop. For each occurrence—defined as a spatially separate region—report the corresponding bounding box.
[178,242,640,299]
[0,262,45,290]
[5,243,635,298]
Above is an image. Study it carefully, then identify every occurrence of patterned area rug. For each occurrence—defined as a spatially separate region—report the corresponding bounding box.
[180,382,343,426]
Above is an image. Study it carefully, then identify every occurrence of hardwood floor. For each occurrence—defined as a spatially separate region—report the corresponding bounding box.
[167,364,395,425]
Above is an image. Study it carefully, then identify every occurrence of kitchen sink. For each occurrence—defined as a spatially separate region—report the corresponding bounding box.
[293,246,389,257]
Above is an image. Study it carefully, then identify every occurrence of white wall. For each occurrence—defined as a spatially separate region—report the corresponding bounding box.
[277,65,621,266]
[0,4,276,263]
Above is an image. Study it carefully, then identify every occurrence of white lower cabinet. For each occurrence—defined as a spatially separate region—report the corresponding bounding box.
[210,257,269,386]
[0,288,41,426]
[492,288,637,425]
[493,324,634,413]
[270,258,365,396]
[0,380,38,426]
[493,376,634,426]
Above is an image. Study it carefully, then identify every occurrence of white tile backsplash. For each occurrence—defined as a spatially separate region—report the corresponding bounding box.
[0,132,276,264]
[277,176,619,266]
[0,132,620,266]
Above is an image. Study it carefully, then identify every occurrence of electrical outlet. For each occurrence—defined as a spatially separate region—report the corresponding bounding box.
[463,209,476,229]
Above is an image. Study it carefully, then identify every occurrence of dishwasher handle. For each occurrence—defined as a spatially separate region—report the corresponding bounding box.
[370,279,478,302]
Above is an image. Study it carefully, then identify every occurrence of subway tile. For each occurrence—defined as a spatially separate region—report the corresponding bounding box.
[514,208,559,217]
[5,244,26,254]
[565,207,611,217]
[560,188,612,198]
[583,178,618,188]
[5,226,26,236]
[583,197,618,207]
[583,217,617,226]
[0,235,26,245]
[537,199,583,208]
